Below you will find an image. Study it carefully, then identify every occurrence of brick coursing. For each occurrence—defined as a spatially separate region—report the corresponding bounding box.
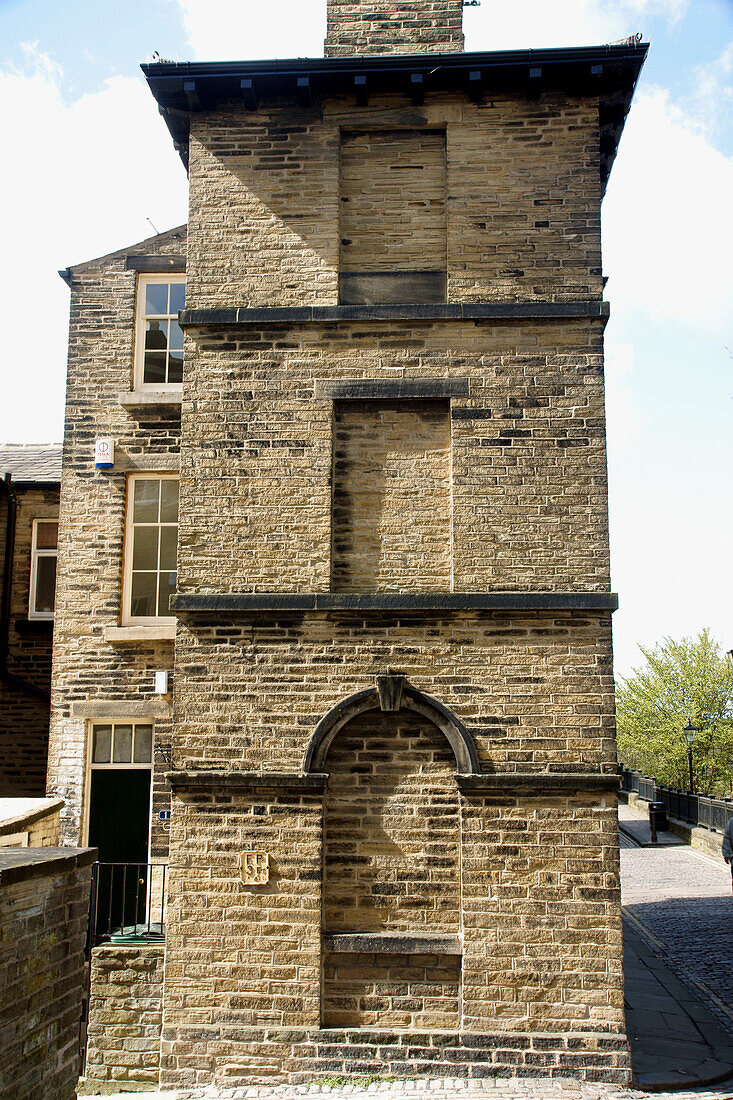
[325,0,465,56]
[0,485,58,796]
[0,849,94,1100]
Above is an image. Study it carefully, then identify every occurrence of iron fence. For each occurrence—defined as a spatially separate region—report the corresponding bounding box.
[88,861,168,947]
[620,768,733,834]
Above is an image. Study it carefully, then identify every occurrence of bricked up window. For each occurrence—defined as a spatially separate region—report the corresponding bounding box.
[123,475,178,623]
[339,130,447,305]
[29,519,58,620]
[135,275,185,387]
[331,400,451,591]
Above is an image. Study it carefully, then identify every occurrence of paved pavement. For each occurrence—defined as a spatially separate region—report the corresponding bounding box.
[619,803,733,1025]
[87,1078,733,1100]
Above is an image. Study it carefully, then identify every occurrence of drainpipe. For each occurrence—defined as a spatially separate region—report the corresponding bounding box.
[0,472,50,701]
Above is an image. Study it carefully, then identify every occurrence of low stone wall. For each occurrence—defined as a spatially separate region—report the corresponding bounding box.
[0,846,95,1100]
[0,795,64,847]
[82,943,165,1091]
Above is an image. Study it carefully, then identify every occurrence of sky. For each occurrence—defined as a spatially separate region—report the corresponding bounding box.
[0,0,731,680]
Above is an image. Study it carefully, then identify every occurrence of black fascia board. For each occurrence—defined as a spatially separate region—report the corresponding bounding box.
[142,41,648,189]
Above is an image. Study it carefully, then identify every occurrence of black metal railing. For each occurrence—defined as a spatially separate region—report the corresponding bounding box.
[620,767,733,834]
[88,862,168,946]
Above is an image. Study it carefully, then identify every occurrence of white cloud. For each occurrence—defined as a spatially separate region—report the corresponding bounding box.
[172,0,327,61]
[684,40,733,143]
[602,86,733,332]
[463,0,687,51]
[0,43,188,441]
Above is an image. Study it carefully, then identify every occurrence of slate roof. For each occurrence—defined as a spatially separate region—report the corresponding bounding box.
[0,444,63,484]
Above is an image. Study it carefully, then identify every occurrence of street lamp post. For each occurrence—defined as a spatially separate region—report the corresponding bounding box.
[683,719,696,794]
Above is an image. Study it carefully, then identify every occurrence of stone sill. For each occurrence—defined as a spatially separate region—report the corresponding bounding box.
[179,300,610,327]
[171,592,618,614]
[323,932,462,956]
[118,389,182,408]
[105,625,176,642]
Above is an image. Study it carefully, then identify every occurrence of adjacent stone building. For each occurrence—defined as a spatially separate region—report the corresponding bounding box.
[48,1,647,1089]
[0,443,61,796]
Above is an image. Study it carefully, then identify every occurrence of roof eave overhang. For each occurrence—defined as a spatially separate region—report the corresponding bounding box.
[142,41,648,192]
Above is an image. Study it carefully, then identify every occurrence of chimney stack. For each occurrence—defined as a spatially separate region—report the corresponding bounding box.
[325,0,465,57]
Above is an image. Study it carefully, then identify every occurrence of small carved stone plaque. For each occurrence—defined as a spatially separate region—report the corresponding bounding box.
[239,850,269,885]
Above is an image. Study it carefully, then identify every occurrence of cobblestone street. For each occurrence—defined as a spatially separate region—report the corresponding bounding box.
[620,807,733,1032]
[91,1076,733,1100]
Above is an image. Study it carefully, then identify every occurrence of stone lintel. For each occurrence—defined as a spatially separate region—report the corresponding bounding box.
[170,592,619,613]
[315,379,469,400]
[456,772,621,795]
[324,932,462,956]
[0,846,97,886]
[179,301,610,327]
[112,450,180,473]
[166,770,329,792]
[125,254,186,273]
[71,700,172,718]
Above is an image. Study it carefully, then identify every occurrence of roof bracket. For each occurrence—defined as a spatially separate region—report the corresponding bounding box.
[297,76,312,107]
[468,70,483,103]
[410,72,424,105]
[183,80,201,112]
[240,78,258,110]
[354,74,369,106]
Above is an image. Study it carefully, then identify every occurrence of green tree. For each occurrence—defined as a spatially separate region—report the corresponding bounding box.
[617,629,733,796]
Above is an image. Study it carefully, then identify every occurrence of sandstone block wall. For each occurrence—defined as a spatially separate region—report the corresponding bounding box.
[0,847,94,1100]
[176,321,610,597]
[83,944,164,1089]
[325,0,465,56]
[0,797,62,846]
[186,94,601,309]
[0,485,58,796]
[47,226,185,846]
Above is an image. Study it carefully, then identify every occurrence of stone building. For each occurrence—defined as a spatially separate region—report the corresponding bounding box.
[0,443,61,796]
[47,0,647,1089]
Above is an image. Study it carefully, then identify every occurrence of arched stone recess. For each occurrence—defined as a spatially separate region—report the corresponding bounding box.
[303,680,478,775]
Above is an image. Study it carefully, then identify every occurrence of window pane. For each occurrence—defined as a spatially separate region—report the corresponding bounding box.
[92,725,112,764]
[132,526,159,571]
[159,526,177,571]
[158,572,176,617]
[133,479,159,523]
[167,353,183,384]
[168,319,183,350]
[36,521,58,549]
[113,725,133,763]
[34,555,57,613]
[134,725,153,763]
[131,572,157,617]
[143,351,167,384]
[169,281,185,314]
[145,320,168,351]
[145,282,168,316]
[159,480,179,523]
